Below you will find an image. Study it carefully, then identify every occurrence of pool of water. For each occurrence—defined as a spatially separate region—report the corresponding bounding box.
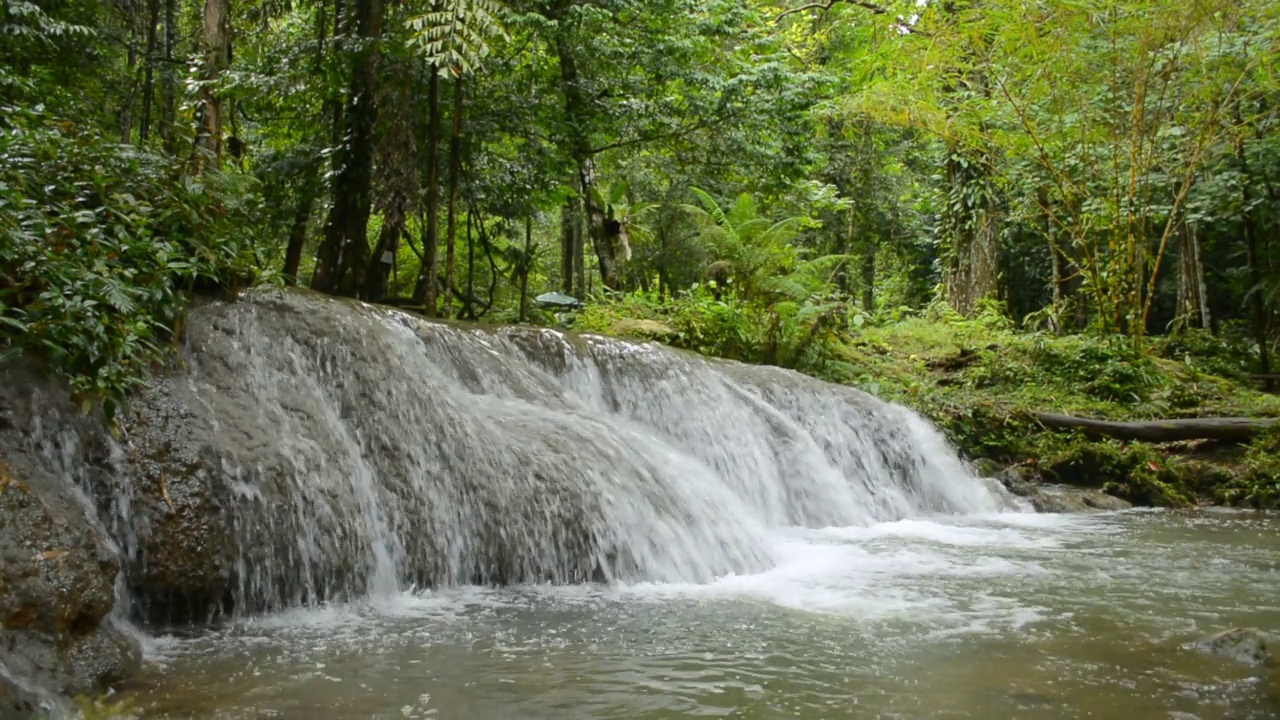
[124,510,1280,719]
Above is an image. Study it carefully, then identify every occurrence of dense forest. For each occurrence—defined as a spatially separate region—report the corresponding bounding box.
[3,0,1280,502]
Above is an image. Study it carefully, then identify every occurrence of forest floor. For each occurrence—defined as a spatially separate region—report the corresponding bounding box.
[581,300,1280,509]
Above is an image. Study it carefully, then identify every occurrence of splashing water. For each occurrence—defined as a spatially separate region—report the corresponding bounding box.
[98,291,1015,615]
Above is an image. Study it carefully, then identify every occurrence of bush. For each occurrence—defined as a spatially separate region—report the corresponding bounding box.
[1217,426,1280,508]
[0,107,264,417]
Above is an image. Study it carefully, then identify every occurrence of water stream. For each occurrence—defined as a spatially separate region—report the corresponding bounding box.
[17,292,1277,717]
[127,510,1280,719]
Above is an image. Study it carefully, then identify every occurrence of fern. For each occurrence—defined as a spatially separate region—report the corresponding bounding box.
[406,0,508,75]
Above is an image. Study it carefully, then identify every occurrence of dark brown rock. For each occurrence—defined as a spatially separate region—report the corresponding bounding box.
[0,458,140,716]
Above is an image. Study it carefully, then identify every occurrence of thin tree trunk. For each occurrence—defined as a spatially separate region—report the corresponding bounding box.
[311,0,382,296]
[842,200,855,295]
[139,0,159,144]
[1191,222,1212,332]
[550,3,622,291]
[283,162,317,285]
[121,35,138,143]
[1177,217,1199,332]
[1237,104,1271,387]
[860,243,876,315]
[160,0,177,151]
[1244,174,1271,388]
[194,0,230,166]
[561,200,575,295]
[519,216,533,322]
[465,211,476,319]
[1045,201,1068,332]
[442,74,463,319]
[412,66,443,313]
[573,198,586,298]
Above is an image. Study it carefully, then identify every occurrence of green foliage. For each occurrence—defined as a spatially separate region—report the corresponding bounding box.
[0,108,263,417]
[683,188,807,302]
[406,0,508,74]
[1217,426,1280,508]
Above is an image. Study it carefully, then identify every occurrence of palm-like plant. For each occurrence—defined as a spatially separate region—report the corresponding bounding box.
[406,0,507,76]
[683,187,806,301]
[683,187,858,376]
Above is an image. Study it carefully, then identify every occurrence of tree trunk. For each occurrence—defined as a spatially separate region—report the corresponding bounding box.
[943,147,999,316]
[465,211,476,319]
[363,217,403,301]
[573,197,586,298]
[311,0,383,297]
[561,200,575,295]
[1176,218,1211,333]
[120,35,138,144]
[194,0,230,165]
[860,242,876,315]
[160,0,177,151]
[519,217,533,322]
[1033,412,1280,444]
[550,5,622,291]
[282,161,318,285]
[412,66,443,313]
[442,75,464,319]
[139,0,159,144]
[1192,222,1212,333]
[1238,108,1271,388]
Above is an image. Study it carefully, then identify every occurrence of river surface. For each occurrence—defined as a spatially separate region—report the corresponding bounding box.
[124,509,1280,719]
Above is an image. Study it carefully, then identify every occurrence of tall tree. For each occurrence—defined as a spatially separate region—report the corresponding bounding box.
[312,0,385,296]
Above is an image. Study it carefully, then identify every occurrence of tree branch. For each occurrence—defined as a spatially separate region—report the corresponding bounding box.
[775,0,887,22]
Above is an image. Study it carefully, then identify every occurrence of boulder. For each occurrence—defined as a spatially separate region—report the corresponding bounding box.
[1187,628,1273,667]
[0,457,140,717]
[608,318,680,344]
[996,466,1132,513]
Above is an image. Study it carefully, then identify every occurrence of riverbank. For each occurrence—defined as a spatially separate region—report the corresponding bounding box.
[581,299,1280,509]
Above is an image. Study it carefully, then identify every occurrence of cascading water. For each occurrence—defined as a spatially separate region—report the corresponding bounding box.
[76,290,1013,618]
[13,292,1280,720]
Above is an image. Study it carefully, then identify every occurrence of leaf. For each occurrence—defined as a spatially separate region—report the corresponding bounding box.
[608,179,628,207]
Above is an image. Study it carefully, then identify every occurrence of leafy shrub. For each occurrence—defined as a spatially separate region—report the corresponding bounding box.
[1030,338,1164,403]
[1154,328,1256,380]
[1217,426,1280,508]
[0,107,264,417]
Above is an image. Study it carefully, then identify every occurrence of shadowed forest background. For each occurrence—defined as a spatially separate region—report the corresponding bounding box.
[4,0,1280,505]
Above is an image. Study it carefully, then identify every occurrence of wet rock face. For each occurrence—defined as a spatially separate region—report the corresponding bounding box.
[994,465,1132,513]
[1189,628,1273,667]
[5,291,1014,631]
[109,386,236,623]
[0,456,140,714]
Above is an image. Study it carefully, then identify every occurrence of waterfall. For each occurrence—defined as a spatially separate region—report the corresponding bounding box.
[69,291,1015,618]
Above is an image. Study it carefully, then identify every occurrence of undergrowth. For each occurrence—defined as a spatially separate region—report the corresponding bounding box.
[580,291,1280,508]
[0,106,265,418]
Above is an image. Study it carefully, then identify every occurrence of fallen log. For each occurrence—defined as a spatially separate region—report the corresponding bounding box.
[1032,412,1280,444]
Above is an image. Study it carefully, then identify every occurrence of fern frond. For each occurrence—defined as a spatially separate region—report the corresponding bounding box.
[406,0,509,74]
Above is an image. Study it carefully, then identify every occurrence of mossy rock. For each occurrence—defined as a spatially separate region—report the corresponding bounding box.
[610,319,680,344]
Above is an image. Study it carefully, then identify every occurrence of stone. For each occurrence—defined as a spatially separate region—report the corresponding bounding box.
[995,465,1132,513]
[0,460,141,716]
[1187,628,1273,667]
[0,367,141,716]
[969,457,1003,478]
[609,318,680,343]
